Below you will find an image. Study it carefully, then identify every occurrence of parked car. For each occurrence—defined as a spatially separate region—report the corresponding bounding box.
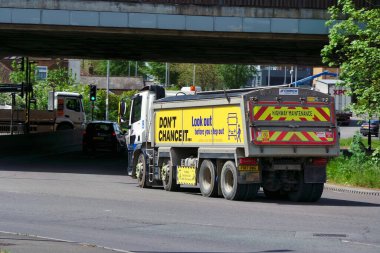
[360,120,379,137]
[83,121,127,153]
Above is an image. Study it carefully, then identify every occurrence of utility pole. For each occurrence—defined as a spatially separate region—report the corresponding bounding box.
[128,61,131,76]
[106,60,110,121]
[192,64,196,86]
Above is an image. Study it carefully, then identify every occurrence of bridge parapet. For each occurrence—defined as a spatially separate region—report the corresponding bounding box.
[0,0,348,64]
[66,0,375,9]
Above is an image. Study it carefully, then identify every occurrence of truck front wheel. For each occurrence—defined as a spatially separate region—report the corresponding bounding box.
[199,159,218,198]
[221,161,246,201]
[136,153,150,188]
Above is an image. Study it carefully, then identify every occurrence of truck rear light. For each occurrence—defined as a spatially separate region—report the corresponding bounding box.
[239,158,258,165]
[311,158,328,166]
[112,132,116,137]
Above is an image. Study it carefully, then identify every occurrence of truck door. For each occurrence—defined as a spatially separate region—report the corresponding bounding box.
[128,94,143,146]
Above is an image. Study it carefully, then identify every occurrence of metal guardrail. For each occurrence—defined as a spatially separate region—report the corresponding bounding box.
[0,124,25,135]
[90,0,376,9]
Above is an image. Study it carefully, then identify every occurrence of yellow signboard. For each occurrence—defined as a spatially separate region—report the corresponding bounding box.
[155,105,244,144]
[177,166,197,185]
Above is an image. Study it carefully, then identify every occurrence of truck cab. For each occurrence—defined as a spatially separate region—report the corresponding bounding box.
[51,92,86,130]
[127,86,165,174]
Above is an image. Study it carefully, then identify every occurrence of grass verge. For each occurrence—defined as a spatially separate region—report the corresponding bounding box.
[327,135,380,189]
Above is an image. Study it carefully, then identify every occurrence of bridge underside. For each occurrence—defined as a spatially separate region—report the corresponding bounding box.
[0,24,327,65]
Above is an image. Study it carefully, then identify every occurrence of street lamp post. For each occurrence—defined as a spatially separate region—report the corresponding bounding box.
[290,68,294,84]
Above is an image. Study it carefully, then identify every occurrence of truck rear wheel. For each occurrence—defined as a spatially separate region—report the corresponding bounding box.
[136,153,150,188]
[199,159,218,198]
[287,174,324,202]
[221,161,246,201]
[308,183,324,202]
[162,159,179,192]
[263,188,286,200]
[243,183,260,201]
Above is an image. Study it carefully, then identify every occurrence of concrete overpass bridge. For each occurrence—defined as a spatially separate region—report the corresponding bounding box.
[0,0,373,65]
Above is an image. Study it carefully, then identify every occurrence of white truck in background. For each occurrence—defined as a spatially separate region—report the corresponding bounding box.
[314,79,352,125]
[0,92,85,134]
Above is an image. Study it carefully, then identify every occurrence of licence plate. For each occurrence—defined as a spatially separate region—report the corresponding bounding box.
[93,137,104,140]
[238,165,259,172]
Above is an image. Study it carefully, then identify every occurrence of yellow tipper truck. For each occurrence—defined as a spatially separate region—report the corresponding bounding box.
[126,85,339,202]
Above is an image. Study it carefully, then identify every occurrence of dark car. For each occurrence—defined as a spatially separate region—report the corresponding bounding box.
[360,120,379,137]
[83,121,127,153]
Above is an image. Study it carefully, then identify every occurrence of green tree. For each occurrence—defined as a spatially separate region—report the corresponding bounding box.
[172,63,222,91]
[89,60,147,78]
[218,65,256,89]
[143,62,167,84]
[321,0,380,116]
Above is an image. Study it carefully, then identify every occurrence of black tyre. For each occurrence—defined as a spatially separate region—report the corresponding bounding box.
[308,183,324,202]
[263,188,286,200]
[220,161,246,201]
[137,153,149,188]
[199,160,218,197]
[287,173,324,202]
[162,159,180,192]
[243,183,260,201]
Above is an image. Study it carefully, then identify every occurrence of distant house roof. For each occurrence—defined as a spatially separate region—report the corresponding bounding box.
[80,76,144,91]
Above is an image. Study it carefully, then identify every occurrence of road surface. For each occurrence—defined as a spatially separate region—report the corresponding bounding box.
[0,152,379,253]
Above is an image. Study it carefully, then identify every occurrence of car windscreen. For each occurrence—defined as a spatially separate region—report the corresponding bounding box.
[87,123,113,134]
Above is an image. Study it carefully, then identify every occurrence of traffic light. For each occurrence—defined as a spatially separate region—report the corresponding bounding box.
[90,85,97,101]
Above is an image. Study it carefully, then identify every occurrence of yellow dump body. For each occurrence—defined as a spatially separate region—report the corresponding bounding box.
[154,105,245,146]
[152,87,339,157]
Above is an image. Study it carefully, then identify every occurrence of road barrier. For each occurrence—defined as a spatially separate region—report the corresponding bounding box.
[0,129,82,157]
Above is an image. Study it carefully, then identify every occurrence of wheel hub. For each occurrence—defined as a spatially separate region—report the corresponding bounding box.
[161,163,170,181]
[136,162,143,179]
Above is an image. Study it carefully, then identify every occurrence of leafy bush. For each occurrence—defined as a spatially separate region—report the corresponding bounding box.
[328,133,380,188]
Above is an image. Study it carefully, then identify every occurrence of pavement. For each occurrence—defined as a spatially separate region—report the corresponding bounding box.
[1,184,379,253]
